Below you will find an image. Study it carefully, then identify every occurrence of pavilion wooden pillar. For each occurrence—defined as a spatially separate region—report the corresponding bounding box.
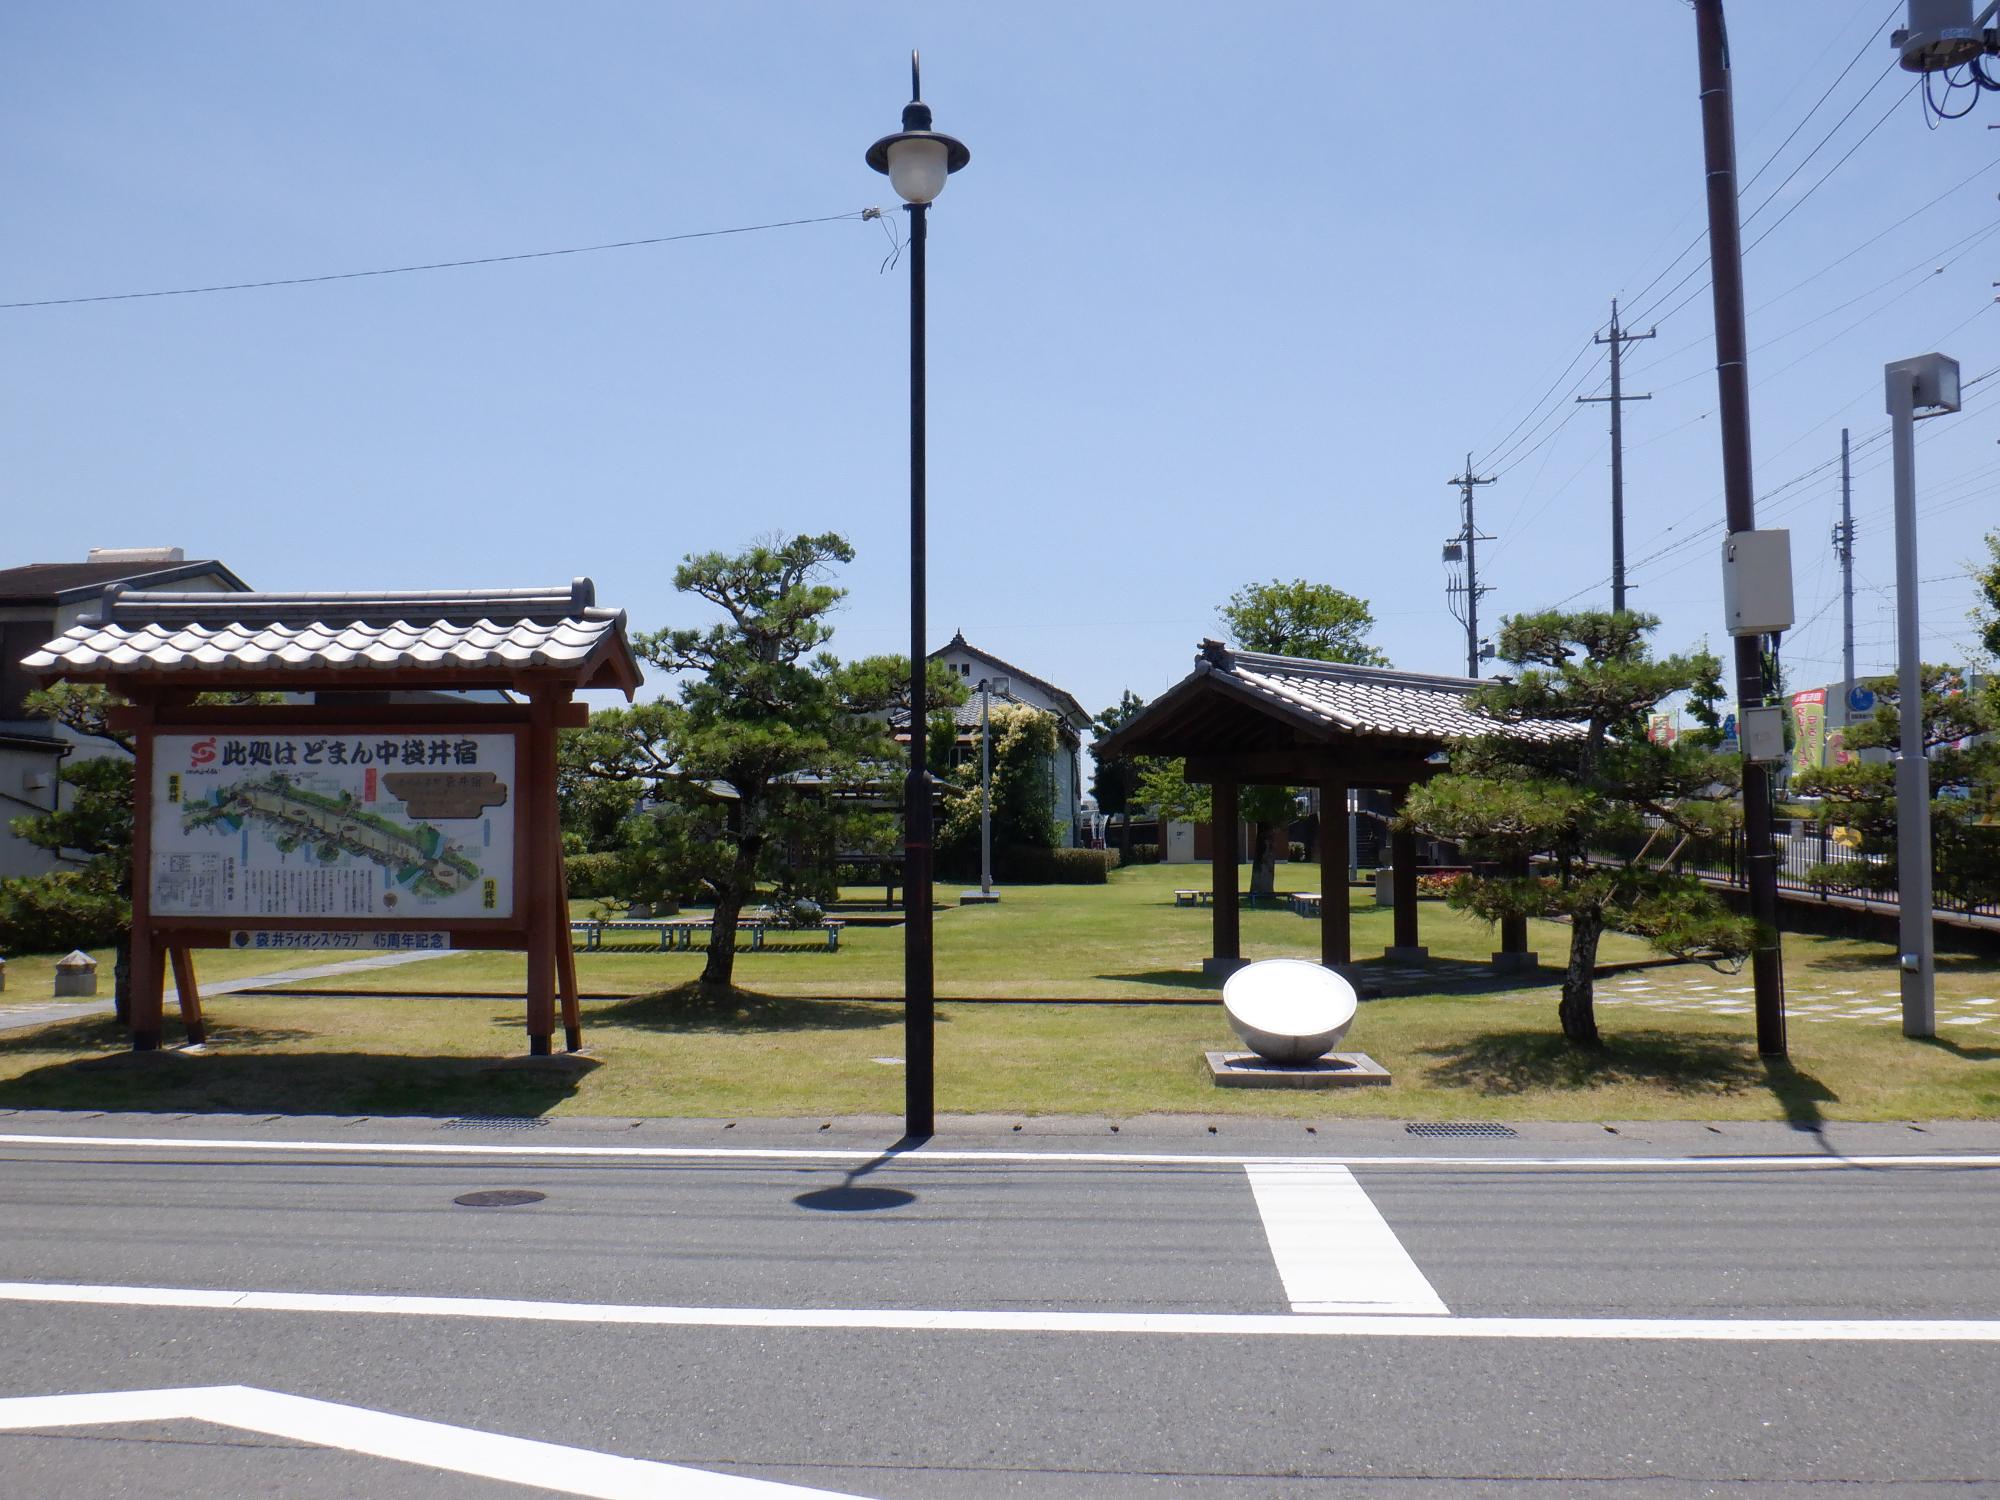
[1316,780,1350,969]
[1205,778,1242,978]
[1386,786,1427,961]
[1495,853,1537,973]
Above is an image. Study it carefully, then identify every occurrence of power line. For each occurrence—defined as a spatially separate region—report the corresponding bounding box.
[1472,10,1906,493]
[0,209,879,310]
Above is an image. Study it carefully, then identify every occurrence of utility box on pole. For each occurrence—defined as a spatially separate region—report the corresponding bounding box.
[1721,530,1795,637]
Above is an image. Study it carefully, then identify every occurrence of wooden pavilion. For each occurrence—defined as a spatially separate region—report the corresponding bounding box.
[1095,640,1570,979]
[25,580,641,1054]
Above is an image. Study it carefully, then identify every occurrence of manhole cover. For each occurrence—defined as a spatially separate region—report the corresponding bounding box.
[453,1189,547,1208]
[442,1117,548,1130]
[1404,1122,1518,1138]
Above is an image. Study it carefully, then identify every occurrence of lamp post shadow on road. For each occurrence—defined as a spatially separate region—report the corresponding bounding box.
[868,52,969,1139]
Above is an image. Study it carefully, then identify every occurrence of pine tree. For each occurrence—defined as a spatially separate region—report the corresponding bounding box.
[561,534,962,989]
[1402,611,1758,1046]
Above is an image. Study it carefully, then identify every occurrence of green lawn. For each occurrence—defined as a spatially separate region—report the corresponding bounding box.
[0,865,1994,1122]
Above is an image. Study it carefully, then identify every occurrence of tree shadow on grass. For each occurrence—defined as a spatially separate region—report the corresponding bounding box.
[0,1048,596,1118]
[1418,1027,1837,1128]
[0,1014,315,1055]
[588,983,899,1035]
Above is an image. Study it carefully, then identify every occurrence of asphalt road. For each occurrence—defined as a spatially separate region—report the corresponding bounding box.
[1,1111,1997,1497]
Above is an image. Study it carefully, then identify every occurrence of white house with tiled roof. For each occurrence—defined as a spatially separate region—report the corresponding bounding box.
[891,632,1090,848]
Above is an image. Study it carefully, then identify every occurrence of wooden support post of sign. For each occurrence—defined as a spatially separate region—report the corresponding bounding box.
[1317,781,1350,968]
[556,852,582,1053]
[168,946,206,1045]
[128,697,163,1051]
[130,936,165,1052]
[523,692,559,1056]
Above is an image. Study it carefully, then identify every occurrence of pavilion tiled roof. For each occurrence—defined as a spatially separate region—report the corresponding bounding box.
[1218,648,1578,743]
[23,580,641,696]
[1093,641,1580,762]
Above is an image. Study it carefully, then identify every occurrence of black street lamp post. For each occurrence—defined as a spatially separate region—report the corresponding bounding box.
[868,52,968,1138]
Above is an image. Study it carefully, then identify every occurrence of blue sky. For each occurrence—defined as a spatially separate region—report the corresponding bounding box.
[5,2,1996,735]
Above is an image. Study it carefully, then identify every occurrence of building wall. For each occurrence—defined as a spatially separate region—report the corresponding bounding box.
[1,568,242,878]
[0,740,67,877]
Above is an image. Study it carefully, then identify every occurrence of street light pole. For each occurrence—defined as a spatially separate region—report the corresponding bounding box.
[976,676,1008,900]
[1885,351,1960,1038]
[1693,0,1787,1056]
[868,52,969,1139]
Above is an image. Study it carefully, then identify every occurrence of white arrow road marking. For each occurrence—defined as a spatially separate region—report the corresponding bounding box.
[0,1383,859,1498]
[2,1279,1998,1340]
[1244,1163,1450,1315]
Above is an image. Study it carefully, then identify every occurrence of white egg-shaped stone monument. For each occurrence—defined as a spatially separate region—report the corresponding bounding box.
[1222,958,1357,1064]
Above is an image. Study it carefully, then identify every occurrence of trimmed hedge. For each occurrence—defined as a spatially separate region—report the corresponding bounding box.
[999,847,1116,884]
[1126,843,1161,865]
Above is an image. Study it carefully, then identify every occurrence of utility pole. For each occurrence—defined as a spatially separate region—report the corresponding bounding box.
[1578,298,1654,613]
[1694,0,1786,1056]
[1834,427,1856,701]
[1444,453,1497,678]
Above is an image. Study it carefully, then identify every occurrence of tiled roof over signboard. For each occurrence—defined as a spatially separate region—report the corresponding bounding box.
[23,579,642,696]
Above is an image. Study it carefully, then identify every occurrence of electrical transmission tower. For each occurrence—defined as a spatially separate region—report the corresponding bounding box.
[1443,453,1497,678]
[1577,298,1654,613]
[1832,426,1856,699]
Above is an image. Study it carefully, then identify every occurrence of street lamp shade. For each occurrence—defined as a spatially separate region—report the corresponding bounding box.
[866,50,970,205]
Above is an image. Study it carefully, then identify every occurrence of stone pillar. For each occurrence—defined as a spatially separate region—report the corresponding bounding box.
[1204,779,1243,978]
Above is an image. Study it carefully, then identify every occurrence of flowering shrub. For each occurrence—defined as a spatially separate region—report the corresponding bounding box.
[1415,872,1461,900]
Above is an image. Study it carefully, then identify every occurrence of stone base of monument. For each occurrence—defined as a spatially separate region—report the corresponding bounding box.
[958,890,1001,906]
[1205,1049,1391,1088]
[1490,950,1539,973]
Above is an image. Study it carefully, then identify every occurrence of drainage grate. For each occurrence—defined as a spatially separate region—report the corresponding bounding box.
[441,1116,549,1131]
[1405,1122,1518,1138]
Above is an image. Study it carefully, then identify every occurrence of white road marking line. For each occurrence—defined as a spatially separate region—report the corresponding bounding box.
[0,1280,1994,1343]
[0,1383,847,1498]
[1,1131,1997,1172]
[1244,1164,1448,1316]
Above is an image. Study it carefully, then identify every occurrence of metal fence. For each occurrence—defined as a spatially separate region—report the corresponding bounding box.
[1603,821,2000,921]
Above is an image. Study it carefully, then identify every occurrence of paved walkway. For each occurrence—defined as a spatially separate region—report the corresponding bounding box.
[1596,969,2000,1031]
[0,951,455,1036]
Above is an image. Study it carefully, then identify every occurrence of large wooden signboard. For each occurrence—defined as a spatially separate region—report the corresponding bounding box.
[25,580,640,1057]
